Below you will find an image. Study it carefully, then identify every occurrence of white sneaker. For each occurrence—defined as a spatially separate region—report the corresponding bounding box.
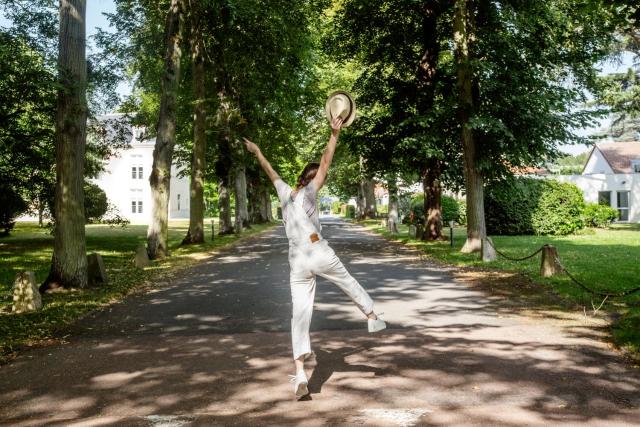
[368,313,386,333]
[289,371,308,398]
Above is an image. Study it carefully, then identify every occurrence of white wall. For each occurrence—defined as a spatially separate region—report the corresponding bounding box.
[553,174,638,223]
[583,148,614,175]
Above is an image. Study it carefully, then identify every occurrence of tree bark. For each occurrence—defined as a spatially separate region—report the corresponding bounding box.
[264,186,273,221]
[423,160,444,240]
[234,164,250,233]
[147,0,184,259]
[42,0,88,291]
[182,8,206,245]
[356,181,366,219]
[217,174,234,234]
[363,178,377,219]
[386,174,399,234]
[454,0,486,254]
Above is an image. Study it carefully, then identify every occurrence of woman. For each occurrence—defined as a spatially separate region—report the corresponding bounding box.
[242,116,386,399]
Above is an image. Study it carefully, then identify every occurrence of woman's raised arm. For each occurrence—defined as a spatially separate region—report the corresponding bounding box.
[312,117,343,189]
[242,137,280,184]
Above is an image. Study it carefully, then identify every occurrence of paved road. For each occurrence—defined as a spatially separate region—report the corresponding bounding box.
[1,218,639,426]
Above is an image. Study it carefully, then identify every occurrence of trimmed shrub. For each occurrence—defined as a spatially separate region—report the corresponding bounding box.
[343,204,355,218]
[0,184,28,235]
[403,194,460,224]
[582,203,618,228]
[84,183,109,223]
[331,201,341,214]
[531,180,585,235]
[485,178,585,235]
[441,195,461,224]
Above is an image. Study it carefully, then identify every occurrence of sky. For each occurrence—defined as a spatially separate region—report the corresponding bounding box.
[2,1,638,155]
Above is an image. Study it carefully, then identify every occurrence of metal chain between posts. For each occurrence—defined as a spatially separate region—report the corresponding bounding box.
[485,238,640,299]
[484,238,544,261]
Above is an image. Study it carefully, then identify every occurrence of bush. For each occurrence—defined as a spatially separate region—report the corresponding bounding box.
[344,204,355,218]
[441,195,461,224]
[0,184,28,235]
[485,178,585,236]
[402,194,460,225]
[531,180,585,235]
[84,183,109,223]
[582,203,618,228]
[457,199,467,226]
[331,201,341,214]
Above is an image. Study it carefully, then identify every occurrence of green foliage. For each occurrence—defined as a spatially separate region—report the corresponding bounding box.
[0,184,28,236]
[331,201,341,214]
[457,199,467,226]
[84,183,109,223]
[403,194,460,225]
[441,196,461,224]
[485,178,585,236]
[343,205,356,219]
[582,203,619,228]
[532,181,586,235]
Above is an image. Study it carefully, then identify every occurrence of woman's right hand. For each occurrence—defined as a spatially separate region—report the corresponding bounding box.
[242,137,260,155]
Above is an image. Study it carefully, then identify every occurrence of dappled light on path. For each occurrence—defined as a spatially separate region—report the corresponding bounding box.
[0,218,638,426]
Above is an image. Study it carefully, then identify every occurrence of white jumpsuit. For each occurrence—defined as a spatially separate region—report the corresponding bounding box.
[275,179,375,360]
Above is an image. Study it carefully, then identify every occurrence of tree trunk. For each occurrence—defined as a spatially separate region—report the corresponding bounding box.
[454,0,486,254]
[363,178,377,219]
[356,181,366,219]
[147,0,184,259]
[218,174,234,234]
[234,165,250,233]
[387,174,399,234]
[182,11,206,245]
[264,186,273,221]
[42,0,88,291]
[423,160,444,240]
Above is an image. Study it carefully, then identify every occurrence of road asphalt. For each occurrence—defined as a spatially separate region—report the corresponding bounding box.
[1,217,638,426]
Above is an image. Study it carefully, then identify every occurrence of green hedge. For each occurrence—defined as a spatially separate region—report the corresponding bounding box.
[485,178,585,235]
[582,203,618,228]
[404,194,461,224]
[84,183,109,223]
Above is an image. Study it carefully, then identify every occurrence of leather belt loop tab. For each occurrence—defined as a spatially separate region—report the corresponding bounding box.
[310,233,320,243]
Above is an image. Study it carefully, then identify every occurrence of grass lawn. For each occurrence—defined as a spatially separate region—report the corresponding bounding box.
[0,220,276,361]
[363,220,640,360]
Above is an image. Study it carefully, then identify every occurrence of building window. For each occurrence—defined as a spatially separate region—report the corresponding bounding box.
[598,191,611,206]
[632,160,640,173]
[177,194,181,211]
[131,165,143,179]
[617,191,629,221]
[131,189,143,214]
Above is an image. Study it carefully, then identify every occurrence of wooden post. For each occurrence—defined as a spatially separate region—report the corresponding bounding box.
[481,238,497,261]
[540,245,562,277]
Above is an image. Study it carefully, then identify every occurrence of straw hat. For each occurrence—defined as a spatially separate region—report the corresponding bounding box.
[325,91,356,127]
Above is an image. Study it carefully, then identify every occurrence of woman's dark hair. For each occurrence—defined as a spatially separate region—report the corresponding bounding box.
[296,162,320,190]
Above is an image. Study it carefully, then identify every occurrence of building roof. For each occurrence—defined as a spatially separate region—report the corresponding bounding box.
[594,142,640,173]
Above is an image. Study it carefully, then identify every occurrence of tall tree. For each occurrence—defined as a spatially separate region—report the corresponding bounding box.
[43,0,88,290]
[454,0,486,254]
[147,0,184,259]
[182,1,207,245]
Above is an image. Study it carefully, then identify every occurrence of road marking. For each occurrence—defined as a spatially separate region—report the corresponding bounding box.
[355,408,432,427]
[144,415,195,427]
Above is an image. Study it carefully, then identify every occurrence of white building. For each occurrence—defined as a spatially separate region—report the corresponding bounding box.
[18,114,191,224]
[553,142,640,223]
[94,114,190,224]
